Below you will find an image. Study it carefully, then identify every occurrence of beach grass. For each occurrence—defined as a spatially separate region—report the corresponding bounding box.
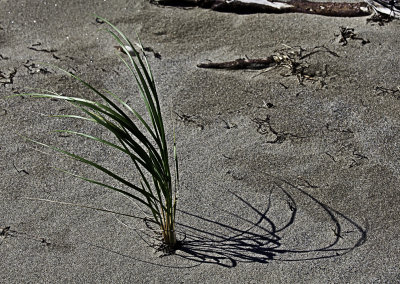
[15,16,178,249]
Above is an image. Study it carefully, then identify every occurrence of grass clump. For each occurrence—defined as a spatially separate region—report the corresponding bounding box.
[17,17,179,250]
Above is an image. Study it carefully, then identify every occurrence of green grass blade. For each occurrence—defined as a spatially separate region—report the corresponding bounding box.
[26,138,160,205]
[17,17,179,248]
[23,197,157,223]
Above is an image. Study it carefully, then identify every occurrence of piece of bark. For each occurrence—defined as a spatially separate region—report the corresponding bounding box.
[155,0,371,17]
[197,56,276,69]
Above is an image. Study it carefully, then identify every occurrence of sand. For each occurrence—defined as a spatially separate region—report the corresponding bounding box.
[1,0,399,283]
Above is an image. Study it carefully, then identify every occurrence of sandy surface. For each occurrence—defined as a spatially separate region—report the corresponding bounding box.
[1,0,400,283]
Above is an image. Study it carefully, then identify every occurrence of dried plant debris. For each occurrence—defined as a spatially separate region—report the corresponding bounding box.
[367,12,394,25]
[325,144,368,168]
[0,226,10,245]
[0,68,17,86]
[252,116,288,143]
[114,45,162,59]
[220,118,238,129]
[349,150,368,168]
[0,226,10,235]
[0,226,51,246]
[199,46,337,86]
[0,54,9,60]
[28,42,57,53]
[375,85,400,99]
[95,17,105,24]
[325,122,354,137]
[296,176,319,189]
[174,111,204,130]
[337,27,370,46]
[23,60,51,75]
[273,46,333,85]
[143,46,162,59]
[252,115,305,143]
[13,160,29,175]
[198,56,276,70]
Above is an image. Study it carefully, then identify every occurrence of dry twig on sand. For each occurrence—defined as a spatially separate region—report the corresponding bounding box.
[197,57,276,70]
[197,46,338,87]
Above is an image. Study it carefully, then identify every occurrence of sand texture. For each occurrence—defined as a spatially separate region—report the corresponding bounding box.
[1,0,399,283]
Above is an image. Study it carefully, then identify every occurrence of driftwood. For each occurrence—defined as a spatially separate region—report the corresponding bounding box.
[155,0,372,17]
[197,46,339,88]
[197,56,276,69]
[197,46,334,70]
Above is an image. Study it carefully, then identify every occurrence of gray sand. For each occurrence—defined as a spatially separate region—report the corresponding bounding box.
[1,0,399,283]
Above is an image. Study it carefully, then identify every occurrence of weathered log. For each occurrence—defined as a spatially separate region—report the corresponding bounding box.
[154,0,372,17]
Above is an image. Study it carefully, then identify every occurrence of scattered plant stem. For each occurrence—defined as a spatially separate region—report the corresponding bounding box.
[198,56,276,70]
[337,27,370,46]
[198,46,336,87]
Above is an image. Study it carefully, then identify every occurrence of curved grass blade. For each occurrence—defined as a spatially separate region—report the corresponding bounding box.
[16,17,179,249]
[22,197,157,223]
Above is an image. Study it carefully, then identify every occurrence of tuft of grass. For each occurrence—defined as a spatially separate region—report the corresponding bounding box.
[15,17,179,249]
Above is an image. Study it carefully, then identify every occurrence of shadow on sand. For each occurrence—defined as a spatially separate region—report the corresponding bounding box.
[172,178,367,268]
[85,178,367,268]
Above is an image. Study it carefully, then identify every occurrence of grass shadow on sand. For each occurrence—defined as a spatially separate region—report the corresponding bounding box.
[173,179,367,267]
[83,178,366,268]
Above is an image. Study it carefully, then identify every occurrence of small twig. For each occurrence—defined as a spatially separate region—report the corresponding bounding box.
[220,118,237,129]
[0,226,10,245]
[28,46,58,53]
[222,154,232,159]
[23,60,52,75]
[13,161,29,175]
[174,111,204,129]
[299,46,339,60]
[0,68,17,86]
[279,82,288,89]
[114,45,162,59]
[95,17,105,24]
[325,152,337,162]
[252,115,306,143]
[297,176,319,189]
[0,54,10,60]
[252,115,287,143]
[0,226,51,246]
[338,27,370,46]
[375,86,400,99]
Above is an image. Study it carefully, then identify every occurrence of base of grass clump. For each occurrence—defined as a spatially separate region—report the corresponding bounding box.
[153,239,184,256]
[143,220,183,255]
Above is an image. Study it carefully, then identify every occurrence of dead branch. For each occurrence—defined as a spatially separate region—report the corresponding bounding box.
[197,56,276,69]
[197,46,337,88]
[154,0,371,17]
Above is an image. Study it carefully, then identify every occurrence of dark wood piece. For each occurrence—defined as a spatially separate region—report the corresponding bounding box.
[197,56,277,69]
[155,0,371,17]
